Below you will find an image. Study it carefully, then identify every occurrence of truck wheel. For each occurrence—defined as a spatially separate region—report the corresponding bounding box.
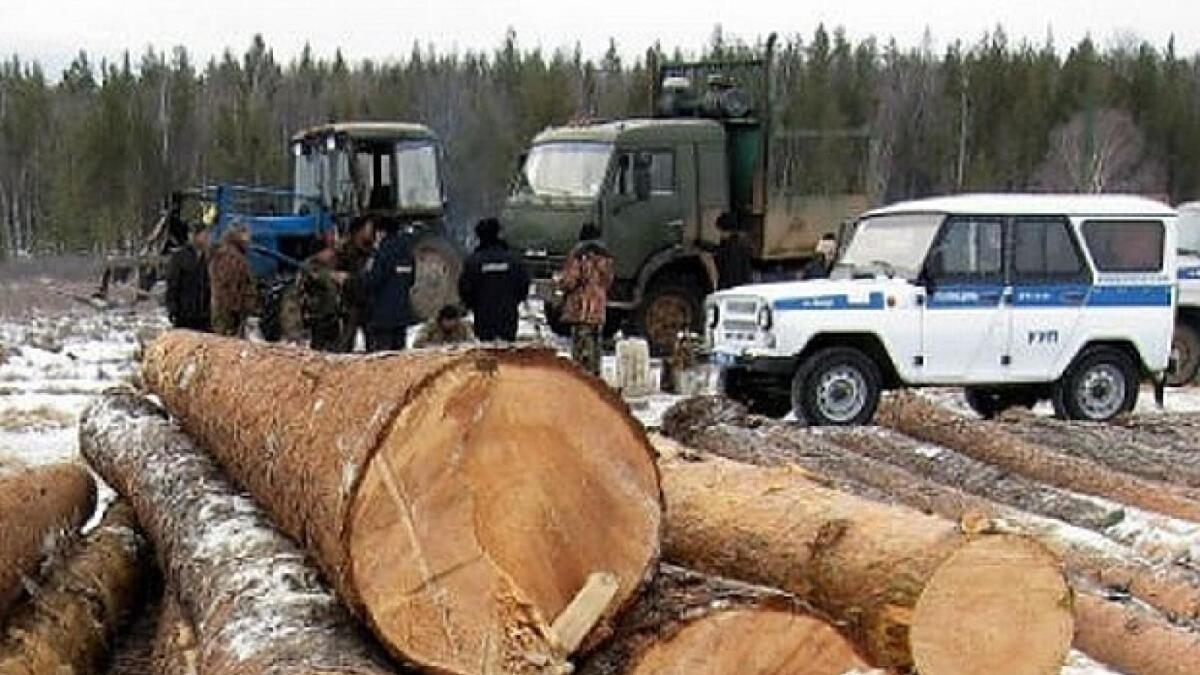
[409,233,463,323]
[1167,321,1200,386]
[1051,347,1139,422]
[792,347,881,426]
[634,280,703,356]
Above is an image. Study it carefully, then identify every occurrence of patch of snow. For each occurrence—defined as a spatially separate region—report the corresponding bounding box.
[1062,650,1121,675]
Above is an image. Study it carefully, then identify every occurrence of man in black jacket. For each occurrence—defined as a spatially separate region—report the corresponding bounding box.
[362,220,415,351]
[165,227,211,331]
[458,218,531,342]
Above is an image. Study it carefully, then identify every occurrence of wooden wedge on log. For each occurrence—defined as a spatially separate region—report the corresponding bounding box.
[0,501,148,675]
[653,436,1074,675]
[578,565,873,675]
[140,332,664,675]
[0,461,96,618]
[80,391,397,675]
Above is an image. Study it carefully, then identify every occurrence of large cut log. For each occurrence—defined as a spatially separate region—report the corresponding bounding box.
[79,392,397,675]
[876,393,1200,522]
[0,501,148,675]
[1072,588,1200,675]
[152,593,198,675]
[578,565,873,675]
[653,436,1075,675]
[662,404,1200,623]
[0,461,96,617]
[140,331,663,675]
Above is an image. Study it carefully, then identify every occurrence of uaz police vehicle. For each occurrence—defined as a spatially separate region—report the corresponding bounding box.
[708,194,1177,425]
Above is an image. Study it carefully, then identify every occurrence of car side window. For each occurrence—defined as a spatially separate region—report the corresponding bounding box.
[926,216,1004,282]
[1011,217,1089,283]
[1083,220,1165,272]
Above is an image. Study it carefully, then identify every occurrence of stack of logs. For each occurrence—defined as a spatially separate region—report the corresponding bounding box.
[2,330,1108,674]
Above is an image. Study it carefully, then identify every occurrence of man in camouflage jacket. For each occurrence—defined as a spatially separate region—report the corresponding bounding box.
[207,224,260,337]
[558,224,614,375]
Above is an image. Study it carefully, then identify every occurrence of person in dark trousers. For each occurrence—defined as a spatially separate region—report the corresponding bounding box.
[362,220,415,352]
[558,223,614,376]
[458,218,531,342]
[712,212,754,289]
[802,233,839,279]
[165,227,211,331]
[335,216,376,352]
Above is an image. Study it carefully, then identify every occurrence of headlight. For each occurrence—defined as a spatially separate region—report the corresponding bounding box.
[756,305,773,331]
[706,303,720,329]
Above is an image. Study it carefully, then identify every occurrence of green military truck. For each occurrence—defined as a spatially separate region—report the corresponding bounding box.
[502,36,869,352]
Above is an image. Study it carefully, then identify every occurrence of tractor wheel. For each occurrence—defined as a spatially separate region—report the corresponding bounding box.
[409,233,463,323]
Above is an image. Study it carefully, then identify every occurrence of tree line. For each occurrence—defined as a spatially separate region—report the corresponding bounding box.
[1,27,1198,256]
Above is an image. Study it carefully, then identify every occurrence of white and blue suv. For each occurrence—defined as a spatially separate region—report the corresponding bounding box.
[708,194,1177,425]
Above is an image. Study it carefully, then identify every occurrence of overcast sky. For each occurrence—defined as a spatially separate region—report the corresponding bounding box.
[3,0,1199,76]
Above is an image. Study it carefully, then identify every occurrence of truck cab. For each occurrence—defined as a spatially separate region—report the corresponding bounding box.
[710,194,1177,424]
[503,38,869,353]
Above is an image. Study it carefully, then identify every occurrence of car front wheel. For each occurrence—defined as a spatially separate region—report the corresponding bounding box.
[792,347,882,426]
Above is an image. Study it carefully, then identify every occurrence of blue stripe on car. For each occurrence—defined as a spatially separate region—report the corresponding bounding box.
[774,292,886,311]
[772,285,1172,311]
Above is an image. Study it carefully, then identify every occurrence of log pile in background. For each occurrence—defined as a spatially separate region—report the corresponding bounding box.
[876,392,1200,522]
[79,391,398,675]
[0,501,147,675]
[0,461,96,617]
[140,332,664,675]
[652,435,1075,675]
[578,565,872,675]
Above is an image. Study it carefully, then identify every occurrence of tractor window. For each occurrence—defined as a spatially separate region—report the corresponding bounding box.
[356,148,394,210]
[1084,220,1165,272]
[395,142,442,211]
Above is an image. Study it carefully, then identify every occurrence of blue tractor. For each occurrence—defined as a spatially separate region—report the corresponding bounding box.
[100,122,462,339]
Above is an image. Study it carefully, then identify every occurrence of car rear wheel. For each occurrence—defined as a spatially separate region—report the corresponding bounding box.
[1167,321,1200,387]
[1052,347,1139,422]
[792,347,882,426]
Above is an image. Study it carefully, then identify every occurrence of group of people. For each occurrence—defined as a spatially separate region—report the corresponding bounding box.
[163,215,617,374]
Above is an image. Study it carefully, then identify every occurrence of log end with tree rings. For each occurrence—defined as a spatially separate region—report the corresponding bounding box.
[346,352,664,674]
[909,534,1075,675]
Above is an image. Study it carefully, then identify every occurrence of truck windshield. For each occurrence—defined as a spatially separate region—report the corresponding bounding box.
[837,213,944,280]
[395,141,442,210]
[522,142,612,198]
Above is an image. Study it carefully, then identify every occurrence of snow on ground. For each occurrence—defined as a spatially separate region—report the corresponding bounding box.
[923,384,1200,418]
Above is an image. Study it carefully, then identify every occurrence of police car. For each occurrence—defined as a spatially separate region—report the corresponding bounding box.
[708,194,1177,425]
[1170,201,1200,385]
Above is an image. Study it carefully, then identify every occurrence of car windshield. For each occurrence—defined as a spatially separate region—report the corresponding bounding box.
[522,142,612,198]
[1178,205,1200,254]
[395,141,442,210]
[837,213,944,279]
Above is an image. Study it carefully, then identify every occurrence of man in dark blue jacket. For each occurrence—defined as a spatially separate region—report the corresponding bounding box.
[363,220,416,351]
[458,218,531,342]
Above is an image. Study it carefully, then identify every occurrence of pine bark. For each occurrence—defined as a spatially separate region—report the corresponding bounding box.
[1072,588,1200,675]
[151,593,199,675]
[876,393,1200,522]
[654,436,1075,675]
[578,565,873,675]
[0,461,96,617]
[79,391,397,675]
[140,331,663,675]
[0,501,148,675]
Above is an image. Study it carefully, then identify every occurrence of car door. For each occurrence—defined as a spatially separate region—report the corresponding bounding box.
[1006,216,1092,380]
[919,215,1008,382]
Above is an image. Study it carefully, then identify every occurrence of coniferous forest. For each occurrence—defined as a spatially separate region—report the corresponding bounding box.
[1,26,1198,255]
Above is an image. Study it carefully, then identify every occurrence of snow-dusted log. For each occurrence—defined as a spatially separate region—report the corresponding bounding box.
[661,407,1200,623]
[140,331,663,675]
[0,461,96,617]
[152,592,198,675]
[653,436,1074,675]
[1073,588,1200,675]
[79,391,396,675]
[876,393,1200,522]
[0,501,148,674]
[578,565,872,675]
